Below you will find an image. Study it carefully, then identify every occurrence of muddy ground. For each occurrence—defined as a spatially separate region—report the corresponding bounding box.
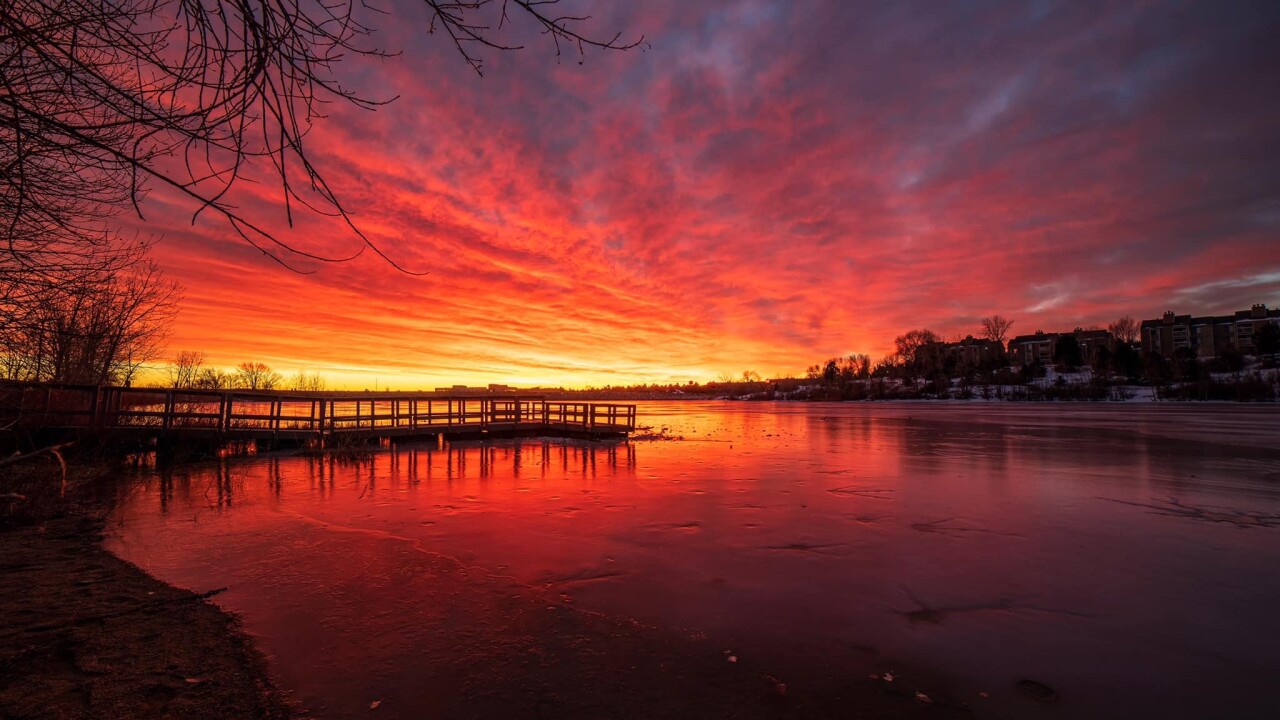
[0,513,294,720]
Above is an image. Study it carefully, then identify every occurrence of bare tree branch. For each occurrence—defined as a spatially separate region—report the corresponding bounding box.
[1,0,642,278]
[980,314,1014,344]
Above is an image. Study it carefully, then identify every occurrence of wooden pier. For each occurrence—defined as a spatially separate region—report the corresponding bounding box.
[0,382,637,447]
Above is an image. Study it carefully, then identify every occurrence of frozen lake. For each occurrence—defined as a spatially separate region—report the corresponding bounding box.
[107,402,1280,719]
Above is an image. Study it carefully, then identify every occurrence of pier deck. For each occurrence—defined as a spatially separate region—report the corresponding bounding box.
[0,383,637,446]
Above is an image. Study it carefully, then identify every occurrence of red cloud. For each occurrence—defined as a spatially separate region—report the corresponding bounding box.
[128,0,1280,387]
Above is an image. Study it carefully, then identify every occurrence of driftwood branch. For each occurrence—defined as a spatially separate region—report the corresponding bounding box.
[0,441,74,468]
[0,587,230,643]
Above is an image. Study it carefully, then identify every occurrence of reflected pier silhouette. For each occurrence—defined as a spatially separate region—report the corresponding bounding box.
[149,438,638,512]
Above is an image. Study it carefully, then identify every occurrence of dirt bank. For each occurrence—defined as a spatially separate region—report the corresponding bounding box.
[0,513,294,720]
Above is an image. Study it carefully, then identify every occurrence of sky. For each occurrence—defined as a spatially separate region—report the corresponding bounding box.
[132,0,1280,389]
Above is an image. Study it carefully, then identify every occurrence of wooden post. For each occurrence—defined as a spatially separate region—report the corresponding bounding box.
[162,390,174,431]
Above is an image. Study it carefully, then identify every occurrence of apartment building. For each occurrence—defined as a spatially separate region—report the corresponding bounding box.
[939,336,1006,366]
[1006,328,1118,366]
[1007,331,1058,365]
[1141,304,1279,359]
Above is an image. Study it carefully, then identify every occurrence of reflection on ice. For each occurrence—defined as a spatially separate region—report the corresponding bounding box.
[108,402,1280,720]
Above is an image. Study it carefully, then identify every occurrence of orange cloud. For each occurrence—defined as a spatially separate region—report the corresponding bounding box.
[125,1,1280,388]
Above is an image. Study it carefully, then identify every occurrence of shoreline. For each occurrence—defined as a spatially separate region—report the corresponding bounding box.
[0,511,295,719]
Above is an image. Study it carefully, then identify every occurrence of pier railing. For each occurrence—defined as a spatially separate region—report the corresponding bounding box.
[0,382,637,439]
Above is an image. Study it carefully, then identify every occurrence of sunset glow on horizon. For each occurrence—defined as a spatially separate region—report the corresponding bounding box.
[131,1,1279,389]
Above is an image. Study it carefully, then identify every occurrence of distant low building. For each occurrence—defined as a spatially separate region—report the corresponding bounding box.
[931,336,1005,367]
[434,384,485,394]
[430,384,519,394]
[1007,331,1058,365]
[1007,328,1116,366]
[1141,304,1279,359]
[1072,328,1114,360]
[1141,312,1194,358]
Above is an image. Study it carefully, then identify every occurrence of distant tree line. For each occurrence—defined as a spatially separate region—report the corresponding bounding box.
[166,351,325,392]
[799,314,1279,402]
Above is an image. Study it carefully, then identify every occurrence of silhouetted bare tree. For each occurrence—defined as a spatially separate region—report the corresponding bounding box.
[195,367,231,390]
[1108,316,1140,344]
[894,329,940,363]
[168,351,207,389]
[980,315,1014,344]
[235,362,281,390]
[290,370,326,391]
[0,242,179,384]
[893,329,941,382]
[1,0,643,276]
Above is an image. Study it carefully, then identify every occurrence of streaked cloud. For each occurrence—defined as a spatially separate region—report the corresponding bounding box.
[129,0,1280,387]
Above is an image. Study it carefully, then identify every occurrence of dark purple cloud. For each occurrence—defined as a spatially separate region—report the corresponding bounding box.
[134,0,1280,386]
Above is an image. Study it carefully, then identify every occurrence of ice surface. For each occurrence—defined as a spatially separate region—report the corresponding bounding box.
[107,402,1280,719]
